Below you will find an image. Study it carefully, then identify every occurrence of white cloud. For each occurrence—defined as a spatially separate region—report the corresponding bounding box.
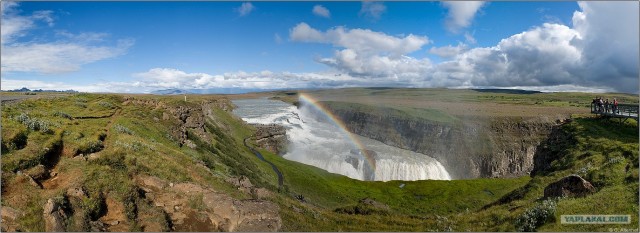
[290,23,432,78]
[570,1,639,93]
[289,2,639,93]
[429,44,468,59]
[312,5,331,18]
[236,2,255,17]
[360,1,386,21]
[289,22,429,56]
[127,68,373,92]
[2,39,134,74]
[442,1,485,33]
[1,3,134,74]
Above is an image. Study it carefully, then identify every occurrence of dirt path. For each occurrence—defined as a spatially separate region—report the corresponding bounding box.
[243,137,284,190]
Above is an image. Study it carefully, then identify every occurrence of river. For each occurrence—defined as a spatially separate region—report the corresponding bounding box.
[232,97,451,181]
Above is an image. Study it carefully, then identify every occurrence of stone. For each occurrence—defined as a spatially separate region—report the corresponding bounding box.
[89,221,107,232]
[238,176,253,189]
[359,198,390,210]
[184,140,197,149]
[135,175,167,192]
[43,199,67,232]
[25,165,48,181]
[544,174,596,198]
[66,187,87,198]
[25,174,42,189]
[1,206,22,221]
[87,153,100,161]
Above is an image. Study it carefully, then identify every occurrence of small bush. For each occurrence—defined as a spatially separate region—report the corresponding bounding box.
[77,139,104,154]
[75,101,87,108]
[53,111,73,120]
[115,140,153,152]
[114,124,134,135]
[98,101,114,108]
[515,199,557,232]
[15,113,54,133]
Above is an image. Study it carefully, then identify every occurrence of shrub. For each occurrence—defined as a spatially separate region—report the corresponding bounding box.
[515,199,557,232]
[75,101,87,108]
[114,140,154,152]
[15,113,55,133]
[98,101,114,108]
[114,124,134,135]
[53,111,73,120]
[77,140,104,154]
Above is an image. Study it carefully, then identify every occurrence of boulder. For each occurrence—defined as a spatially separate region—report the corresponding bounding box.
[359,198,389,210]
[25,165,48,181]
[1,206,22,232]
[43,199,67,232]
[25,174,42,189]
[66,187,87,199]
[544,175,596,198]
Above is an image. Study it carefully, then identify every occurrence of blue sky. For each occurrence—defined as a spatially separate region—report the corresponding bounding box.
[1,1,638,93]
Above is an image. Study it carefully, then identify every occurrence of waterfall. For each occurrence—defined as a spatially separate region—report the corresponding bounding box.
[232,98,451,181]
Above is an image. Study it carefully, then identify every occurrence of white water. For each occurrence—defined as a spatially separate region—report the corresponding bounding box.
[232,98,451,181]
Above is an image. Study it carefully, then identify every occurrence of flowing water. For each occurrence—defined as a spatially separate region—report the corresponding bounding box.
[232,98,451,181]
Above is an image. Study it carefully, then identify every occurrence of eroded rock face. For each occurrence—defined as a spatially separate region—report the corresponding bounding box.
[1,206,23,232]
[252,124,288,155]
[122,96,234,147]
[327,105,564,179]
[43,199,68,232]
[134,175,281,232]
[544,175,596,198]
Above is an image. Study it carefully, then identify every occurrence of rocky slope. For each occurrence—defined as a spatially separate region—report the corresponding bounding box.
[251,124,288,155]
[324,103,567,179]
[1,94,282,232]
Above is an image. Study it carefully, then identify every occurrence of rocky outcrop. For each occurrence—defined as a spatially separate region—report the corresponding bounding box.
[134,175,281,232]
[544,175,596,198]
[325,103,564,179]
[123,96,233,147]
[43,198,69,232]
[1,206,23,232]
[252,124,288,155]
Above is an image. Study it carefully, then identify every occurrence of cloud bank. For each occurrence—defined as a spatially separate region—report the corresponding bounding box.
[1,2,133,74]
[3,2,637,94]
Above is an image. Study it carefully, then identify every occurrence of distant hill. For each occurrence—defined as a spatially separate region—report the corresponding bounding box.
[471,88,542,94]
[3,87,78,93]
[151,88,289,95]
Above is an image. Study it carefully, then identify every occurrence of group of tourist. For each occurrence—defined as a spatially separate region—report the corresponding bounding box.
[592,97,619,114]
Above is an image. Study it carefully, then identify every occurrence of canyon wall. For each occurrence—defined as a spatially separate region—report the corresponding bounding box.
[325,104,566,179]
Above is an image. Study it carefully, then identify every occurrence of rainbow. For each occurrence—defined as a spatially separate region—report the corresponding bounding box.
[297,93,377,174]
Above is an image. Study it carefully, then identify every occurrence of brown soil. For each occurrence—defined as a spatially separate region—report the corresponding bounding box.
[98,197,130,232]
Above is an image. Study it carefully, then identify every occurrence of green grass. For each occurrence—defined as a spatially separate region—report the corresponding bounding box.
[448,116,639,231]
[2,91,637,232]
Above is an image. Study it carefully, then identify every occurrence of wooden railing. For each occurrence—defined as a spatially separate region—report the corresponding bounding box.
[590,103,638,121]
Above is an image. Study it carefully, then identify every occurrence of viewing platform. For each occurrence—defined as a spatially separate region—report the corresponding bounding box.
[590,103,639,122]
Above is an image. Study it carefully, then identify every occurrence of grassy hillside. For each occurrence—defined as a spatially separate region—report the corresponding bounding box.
[2,91,638,232]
